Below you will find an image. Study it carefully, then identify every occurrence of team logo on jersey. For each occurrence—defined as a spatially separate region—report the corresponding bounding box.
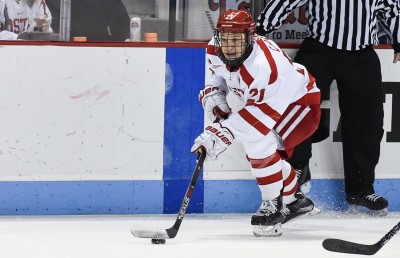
[205,125,233,146]
[212,64,223,69]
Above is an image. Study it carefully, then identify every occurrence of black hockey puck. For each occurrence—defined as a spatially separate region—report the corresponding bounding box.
[151,238,166,244]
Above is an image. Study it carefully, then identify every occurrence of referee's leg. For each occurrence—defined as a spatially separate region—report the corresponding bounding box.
[336,48,384,196]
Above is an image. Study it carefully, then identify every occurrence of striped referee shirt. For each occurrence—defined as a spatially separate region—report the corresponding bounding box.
[256,0,400,52]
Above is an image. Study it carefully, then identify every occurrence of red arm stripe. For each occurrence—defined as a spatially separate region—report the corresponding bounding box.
[238,108,271,135]
[245,102,281,122]
[256,39,278,85]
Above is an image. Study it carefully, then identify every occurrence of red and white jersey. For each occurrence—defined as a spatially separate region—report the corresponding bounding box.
[206,35,320,142]
[0,0,52,39]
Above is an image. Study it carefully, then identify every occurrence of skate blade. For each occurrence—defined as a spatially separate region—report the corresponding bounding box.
[253,223,282,237]
[309,206,321,216]
[348,205,388,217]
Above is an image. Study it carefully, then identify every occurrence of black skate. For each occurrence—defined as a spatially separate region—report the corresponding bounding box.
[282,191,318,224]
[251,196,285,237]
[346,193,388,216]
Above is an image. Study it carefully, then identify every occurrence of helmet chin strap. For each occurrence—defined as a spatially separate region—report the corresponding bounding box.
[219,47,252,68]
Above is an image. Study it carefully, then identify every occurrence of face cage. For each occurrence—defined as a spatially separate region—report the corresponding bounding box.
[214,29,253,68]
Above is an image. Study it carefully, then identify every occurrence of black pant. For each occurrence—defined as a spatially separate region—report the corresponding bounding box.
[289,38,384,195]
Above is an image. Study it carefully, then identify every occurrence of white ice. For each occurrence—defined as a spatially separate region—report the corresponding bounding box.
[1,212,399,258]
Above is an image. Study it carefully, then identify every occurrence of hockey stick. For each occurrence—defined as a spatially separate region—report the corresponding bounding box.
[131,148,207,239]
[322,221,400,255]
[201,0,216,32]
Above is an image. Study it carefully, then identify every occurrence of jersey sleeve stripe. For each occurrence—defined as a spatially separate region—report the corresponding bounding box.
[297,67,317,91]
[294,91,321,105]
[246,102,281,122]
[281,106,310,140]
[307,73,316,91]
[274,104,303,133]
[275,105,308,137]
[256,39,278,84]
[296,68,305,75]
[238,108,271,135]
[240,66,254,87]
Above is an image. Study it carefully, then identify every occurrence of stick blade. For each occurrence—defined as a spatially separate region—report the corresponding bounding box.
[323,238,380,255]
[131,228,170,239]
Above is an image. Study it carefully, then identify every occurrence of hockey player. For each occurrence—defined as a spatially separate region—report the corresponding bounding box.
[0,0,52,40]
[191,9,321,237]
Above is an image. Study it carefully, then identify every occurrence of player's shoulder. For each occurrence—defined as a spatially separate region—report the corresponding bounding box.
[206,37,218,56]
[240,36,286,87]
[244,36,276,71]
[252,35,293,69]
[253,35,283,55]
[206,38,225,68]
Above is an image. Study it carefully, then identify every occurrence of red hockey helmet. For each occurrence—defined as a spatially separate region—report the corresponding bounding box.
[216,9,255,34]
[214,9,255,67]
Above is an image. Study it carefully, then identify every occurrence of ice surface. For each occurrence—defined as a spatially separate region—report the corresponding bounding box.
[0,212,399,258]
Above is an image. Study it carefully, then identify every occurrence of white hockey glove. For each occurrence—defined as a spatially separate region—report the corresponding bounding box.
[199,85,231,121]
[191,123,234,160]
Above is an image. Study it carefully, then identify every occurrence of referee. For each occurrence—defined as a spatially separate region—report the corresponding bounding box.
[256,0,400,212]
